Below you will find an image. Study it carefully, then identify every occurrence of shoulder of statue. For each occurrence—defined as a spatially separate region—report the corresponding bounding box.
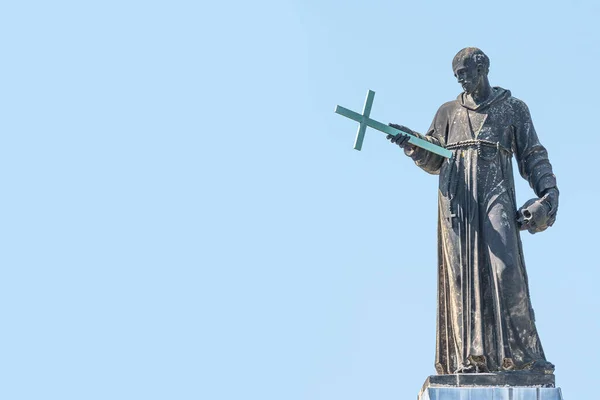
[436,99,460,115]
[504,94,532,118]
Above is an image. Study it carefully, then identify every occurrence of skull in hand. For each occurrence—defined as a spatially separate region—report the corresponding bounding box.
[517,198,551,234]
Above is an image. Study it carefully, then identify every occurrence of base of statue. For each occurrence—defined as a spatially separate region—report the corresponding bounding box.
[418,373,563,400]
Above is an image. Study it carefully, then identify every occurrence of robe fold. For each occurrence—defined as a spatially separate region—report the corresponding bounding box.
[409,87,557,374]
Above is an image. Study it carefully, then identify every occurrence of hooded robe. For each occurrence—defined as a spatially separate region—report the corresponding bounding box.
[408,87,557,374]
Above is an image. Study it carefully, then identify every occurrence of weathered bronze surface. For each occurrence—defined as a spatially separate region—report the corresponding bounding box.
[388,48,559,375]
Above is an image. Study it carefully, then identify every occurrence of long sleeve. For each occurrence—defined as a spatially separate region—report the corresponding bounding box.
[407,105,449,175]
[512,100,557,197]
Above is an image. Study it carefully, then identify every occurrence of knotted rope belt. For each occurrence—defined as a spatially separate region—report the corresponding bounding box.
[446,139,512,158]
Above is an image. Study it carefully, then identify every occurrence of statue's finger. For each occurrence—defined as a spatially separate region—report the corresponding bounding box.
[528,221,537,234]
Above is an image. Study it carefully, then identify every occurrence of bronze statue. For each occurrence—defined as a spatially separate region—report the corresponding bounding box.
[388,48,559,375]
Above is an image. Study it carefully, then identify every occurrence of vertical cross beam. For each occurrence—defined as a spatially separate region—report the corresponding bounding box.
[353,90,375,151]
[335,90,453,158]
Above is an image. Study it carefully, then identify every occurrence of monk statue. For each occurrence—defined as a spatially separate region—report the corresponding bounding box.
[387,47,559,375]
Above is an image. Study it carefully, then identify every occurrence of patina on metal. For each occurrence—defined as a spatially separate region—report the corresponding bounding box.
[336,48,560,379]
[390,48,559,376]
[335,90,453,158]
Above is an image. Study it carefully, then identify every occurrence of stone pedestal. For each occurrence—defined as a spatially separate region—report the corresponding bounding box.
[418,373,563,400]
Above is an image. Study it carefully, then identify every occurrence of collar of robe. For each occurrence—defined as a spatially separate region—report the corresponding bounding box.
[458,86,511,112]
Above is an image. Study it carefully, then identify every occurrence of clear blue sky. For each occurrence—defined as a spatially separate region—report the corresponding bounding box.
[1,1,598,399]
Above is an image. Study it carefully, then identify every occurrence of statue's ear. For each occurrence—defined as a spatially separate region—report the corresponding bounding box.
[473,54,488,75]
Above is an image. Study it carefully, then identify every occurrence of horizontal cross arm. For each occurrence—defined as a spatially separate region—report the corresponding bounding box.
[335,105,453,158]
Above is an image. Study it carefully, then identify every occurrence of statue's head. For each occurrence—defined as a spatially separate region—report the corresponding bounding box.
[452,47,490,95]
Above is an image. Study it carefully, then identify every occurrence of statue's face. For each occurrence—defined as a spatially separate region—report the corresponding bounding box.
[453,58,482,95]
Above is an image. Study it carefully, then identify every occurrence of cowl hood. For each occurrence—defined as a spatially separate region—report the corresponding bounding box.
[458,86,511,111]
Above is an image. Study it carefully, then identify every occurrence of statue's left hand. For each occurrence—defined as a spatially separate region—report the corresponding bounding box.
[541,187,559,223]
[517,198,552,234]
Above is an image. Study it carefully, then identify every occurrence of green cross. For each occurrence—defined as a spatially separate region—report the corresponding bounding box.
[335,90,453,158]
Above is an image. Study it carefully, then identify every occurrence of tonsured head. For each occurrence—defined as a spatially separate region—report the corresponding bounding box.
[452,47,490,95]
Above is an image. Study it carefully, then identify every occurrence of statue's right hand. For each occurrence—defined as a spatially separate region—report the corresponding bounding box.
[387,123,415,151]
[388,123,414,136]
